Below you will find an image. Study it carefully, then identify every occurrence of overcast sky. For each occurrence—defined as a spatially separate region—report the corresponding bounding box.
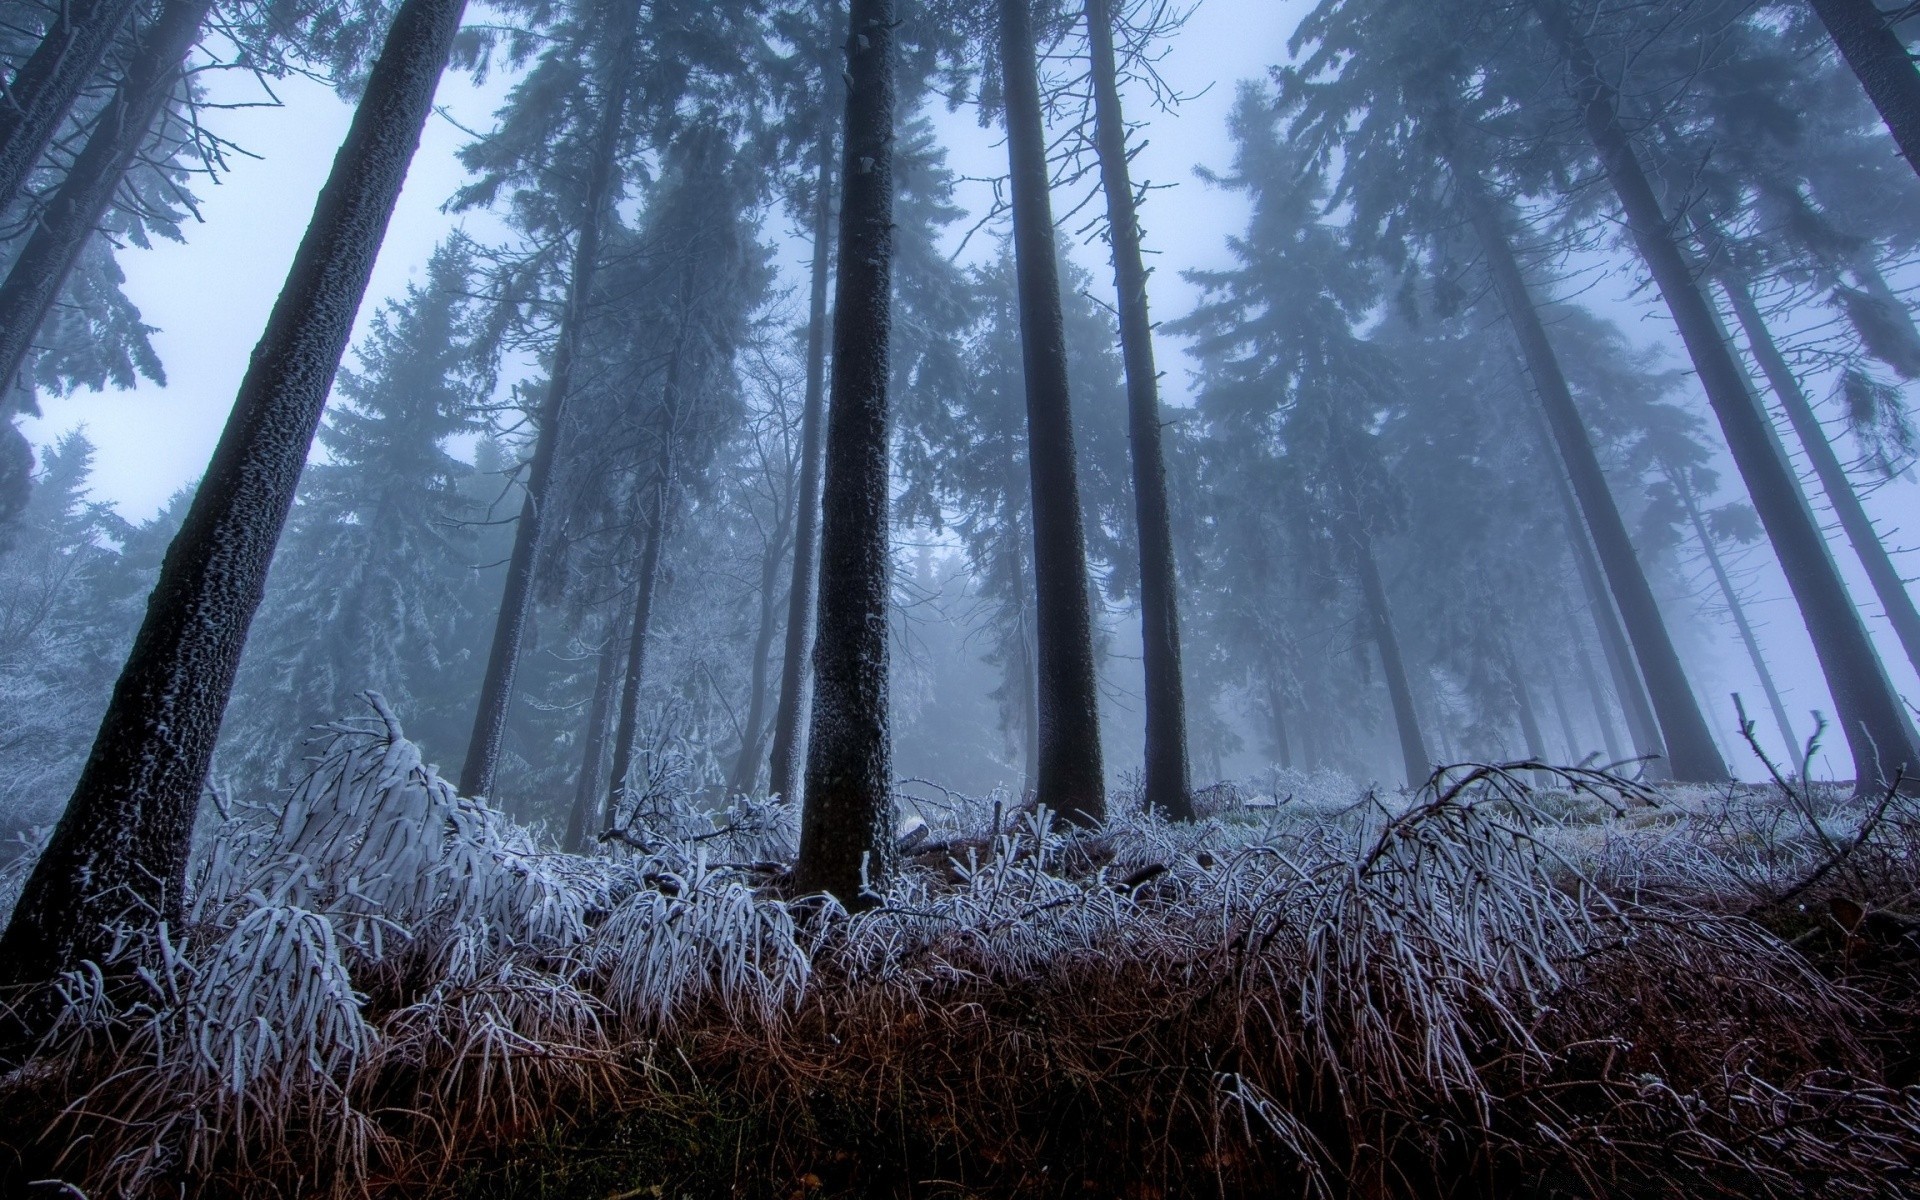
[18,0,1920,777]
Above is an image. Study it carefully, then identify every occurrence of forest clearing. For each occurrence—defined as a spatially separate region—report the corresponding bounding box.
[2,0,1920,1195]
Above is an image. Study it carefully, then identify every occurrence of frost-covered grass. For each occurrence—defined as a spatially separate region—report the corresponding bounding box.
[3,699,1918,1198]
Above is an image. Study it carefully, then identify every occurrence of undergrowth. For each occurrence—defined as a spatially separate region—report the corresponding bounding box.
[2,695,1917,1198]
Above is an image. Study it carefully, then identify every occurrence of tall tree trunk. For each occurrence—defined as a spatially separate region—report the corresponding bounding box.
[563,618,625,853]
[0,0,470,1009]
[1264,672,1293,769]
[0,0,142,214]
[1719,271,1920,678]
[793,0,897,906]
[0,0,212,414]
[766,55,841,805]
[1348,517,1429,789]
[1808,0,1920,180]
[1671,468,1804,770]
[728,503,794,796]
[603,474,672,829]
[1010,538,1041,799]
[1452,157,1721,779]
[1548,673,1582,761]
[1568,611,1627,763]
[1505,643,1549,763]
[1536,0,1919,791]
[1538,410,1664,766]
[460,2,639,799]
[1084,0,1190,820]
[998,0,1106,825]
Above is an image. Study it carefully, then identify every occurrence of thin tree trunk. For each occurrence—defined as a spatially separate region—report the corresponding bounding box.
[1085,0,1190,820]
[460,2,639,799]
[0,0,142,214]
[1672,468,1804,770]
[1536,0,1919,791]
[1450,150,1722,780]
[728,504,793,796]
[766,53,841,805]
[1548,673,1582,761]
[1568,612,1627,763]
[1348,517,1429,789]
[0,0,469,1008]
[1719,271,1920,678]
[0,0,212,407]
[793,0,896,906]
[603,474,672,829]
[998,0,1106,825]
[1264,673,1293,769]
[563,619,624,853]
[1808,0,1920,180]
[1506,645,1549,763]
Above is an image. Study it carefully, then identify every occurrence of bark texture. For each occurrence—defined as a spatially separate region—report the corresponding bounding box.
[460,0,640,799]
[1809,0,1920,180]
[0,0,211,401]
[793,0,897,906]
[1536,0,1918,791]
[0,0,143,213]
[999,0,1107,825]
[1085,0,1191,819]
[0,0,470,1002]
[1454,155,1723,779]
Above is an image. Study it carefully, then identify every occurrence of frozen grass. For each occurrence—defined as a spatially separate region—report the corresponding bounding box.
[2,700,1918,1197]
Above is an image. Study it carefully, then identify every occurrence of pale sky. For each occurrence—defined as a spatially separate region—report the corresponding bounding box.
[18,0,1920,777]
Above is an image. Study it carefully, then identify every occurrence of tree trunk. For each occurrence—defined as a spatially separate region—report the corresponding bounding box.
[0,0,469,1008]
[1671,468,1804,771]
[562,618,625,853]
[793,0,897,907]
[0,0,212,407]
[728,502,794,796]
[1453,157,1722,780]
[460,1,639,799]
[765,54,841,806]
[1084,0,1190,820]
[1548,673,1582,762]
[1808,0,1920,180]
[1568,612,1627,763]
[1506,645,1549,763]
[1010,538,1041,799]
[1348,517,1429,789]
[1264,673,1293,769]
[1719,271,1920,679]
[998,0,1106,825]
[603,475,672,829]
[1535,0,1919,792]
[0,0,143,214]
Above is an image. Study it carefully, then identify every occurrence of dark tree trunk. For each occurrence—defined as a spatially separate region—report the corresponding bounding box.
[1808,0,1920,180]
[563,619,625,853]
[0,0,469,1007]
[1348,518,1429,789]
[1264,671,1293,769]
[728,501,794,796]
[1672,468,1804,770]
[0,0,142,214]
[1720,271,1920,679]
[1536,0,1919,791]
[460,2,638,799]
[1505,643,1549,763]
[603,476,672,829]
[793,0,897,906]
[998,0,1107,825]
[1084,0,1190,820]
[1568,611,1628,763]
[0,0,212,408]
[1454,165,1722,779]
[766,59,841,806]
[1548,674,1582,762]
[1009,538,1041,799]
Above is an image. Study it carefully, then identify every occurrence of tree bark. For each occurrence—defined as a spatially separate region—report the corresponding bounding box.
[1348,517,1429,789]
[1535,0,1919,791]
[1084,0,1190,820]
[766,86,839,805]
[562,618,624,853]
[793,0,896,906]
[1808,0,1920,180]
[0,0,143,215]
[603,475,672,828]
[1453,156,1723,779]
[1671,468,1804,771]
[1719,271,1920,679]
[998,0,1107,825]
[0,0,470,1007]
[460,1,639,799]
[0,0,212,405]
[1548,673,1582,762]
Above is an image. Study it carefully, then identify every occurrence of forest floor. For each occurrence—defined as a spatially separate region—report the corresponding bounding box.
[3,709,1918,1198]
